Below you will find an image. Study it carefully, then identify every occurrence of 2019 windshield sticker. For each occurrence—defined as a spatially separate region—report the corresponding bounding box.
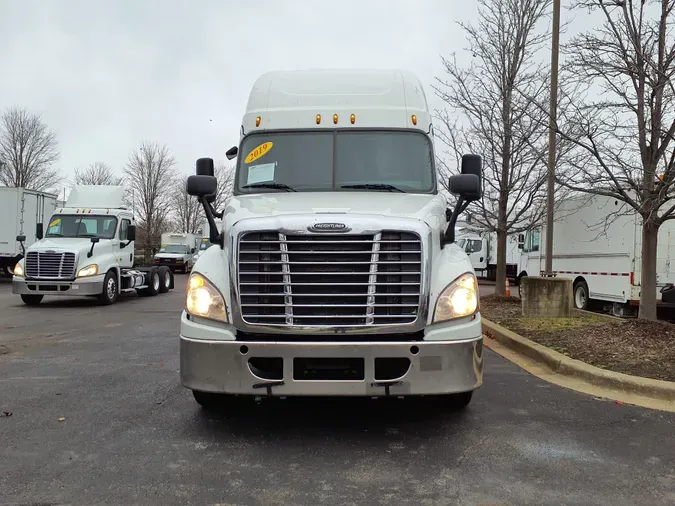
[244,141,273,164]
[49,218,60,227]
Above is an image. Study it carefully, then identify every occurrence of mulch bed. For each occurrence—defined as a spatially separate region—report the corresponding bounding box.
[480,294,675,382]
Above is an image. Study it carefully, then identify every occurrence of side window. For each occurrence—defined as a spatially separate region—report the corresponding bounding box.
[531,229,540,252]
[119,219,130,241]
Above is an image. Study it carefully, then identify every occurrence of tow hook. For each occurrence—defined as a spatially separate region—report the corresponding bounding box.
[252,380,284,396]
[370,381,403,396]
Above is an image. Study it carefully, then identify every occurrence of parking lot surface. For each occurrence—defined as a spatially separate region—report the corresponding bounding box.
[1,277,674,505]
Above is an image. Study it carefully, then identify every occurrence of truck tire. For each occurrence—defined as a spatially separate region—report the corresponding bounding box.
[573,280,589,310]
[98,270,118,305]
[447,391,473,409]
[192,390,250,411]
[158,266,171,293]
[21,294,43,306]
[146,268,161,296]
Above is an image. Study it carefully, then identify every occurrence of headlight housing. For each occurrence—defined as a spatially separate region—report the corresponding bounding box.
[433,272,479,323]
[13,262,24,277]
[77,264,99,277]
[186,272,227,322]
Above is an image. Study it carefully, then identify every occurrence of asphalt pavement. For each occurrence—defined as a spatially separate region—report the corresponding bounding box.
[0,277,674,506]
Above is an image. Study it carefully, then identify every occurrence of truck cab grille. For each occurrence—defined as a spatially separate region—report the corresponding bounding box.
[25,251,76,280]
[238,231,422,326]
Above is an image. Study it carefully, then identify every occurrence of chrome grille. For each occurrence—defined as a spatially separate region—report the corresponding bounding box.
[25,251,76,280]
[238,231,422,326]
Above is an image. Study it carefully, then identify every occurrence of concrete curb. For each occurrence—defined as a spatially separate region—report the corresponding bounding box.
[482,318,675,403]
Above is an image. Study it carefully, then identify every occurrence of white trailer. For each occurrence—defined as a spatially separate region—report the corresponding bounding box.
[517,194,675,315]
[0,187,58,276]
[457,229,523,281]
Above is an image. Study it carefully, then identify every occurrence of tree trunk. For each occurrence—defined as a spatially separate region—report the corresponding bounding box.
[495,228,508,295]
[638,219,659,321]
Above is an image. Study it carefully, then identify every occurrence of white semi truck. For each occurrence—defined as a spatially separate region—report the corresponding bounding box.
[12,185,175,305]
[180,69,484,410]
[456,229,523,282]
[0,187,58,276]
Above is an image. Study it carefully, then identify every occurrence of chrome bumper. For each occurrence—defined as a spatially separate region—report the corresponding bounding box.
[180,335,483,397]
[12,276,104,296]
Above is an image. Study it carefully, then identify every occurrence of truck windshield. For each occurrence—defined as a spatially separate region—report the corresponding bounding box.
[45,215,118,239]
[159,245,189,254]
[235,130,435,194]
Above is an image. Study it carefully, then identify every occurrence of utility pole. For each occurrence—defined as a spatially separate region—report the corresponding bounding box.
[545,0,561,276]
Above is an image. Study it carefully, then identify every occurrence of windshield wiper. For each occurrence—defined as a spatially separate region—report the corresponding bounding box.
[46,233,63,237]
[242,182,296,192]
[341,184,404,193]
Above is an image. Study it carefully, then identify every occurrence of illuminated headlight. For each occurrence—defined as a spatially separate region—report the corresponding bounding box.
[186,273,227,322]
[433,272,479,323]
[13,262,24,277]
[77,264,99,277]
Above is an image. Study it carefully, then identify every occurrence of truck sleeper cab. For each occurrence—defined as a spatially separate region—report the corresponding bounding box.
[180,69,484,410]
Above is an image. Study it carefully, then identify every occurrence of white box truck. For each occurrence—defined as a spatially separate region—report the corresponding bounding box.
[0,187,58,276]
[179,69,485,410]
[11,185,175,305]
[518,193,675,315]
[153,232,199,273]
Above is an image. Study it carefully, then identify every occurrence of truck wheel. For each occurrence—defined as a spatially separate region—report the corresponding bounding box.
[21,294,43,306]
[98,270,118,305]
[573,280,589,310]
[146,268,161,296]
[192,390,249,411]
[158,266,171,293]
[447,391,473,409]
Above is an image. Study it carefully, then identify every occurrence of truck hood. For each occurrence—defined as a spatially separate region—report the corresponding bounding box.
[28,237,101,255]
[224,192,446,228]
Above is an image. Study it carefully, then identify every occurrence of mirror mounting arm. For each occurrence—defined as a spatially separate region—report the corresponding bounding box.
[442,196,465,247]
[200,196,224,248]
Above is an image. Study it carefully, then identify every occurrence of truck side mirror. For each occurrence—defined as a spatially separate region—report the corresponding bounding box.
[16,235,26,243]
[127,225,136,241]
[226,146,238,160]
[196,157,215,177]
[36,223,44,240]
[448,174,481,201]
[187,175,218,198]
[191,248,196,254]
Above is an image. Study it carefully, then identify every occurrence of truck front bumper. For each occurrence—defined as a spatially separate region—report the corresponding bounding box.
[12,275,104,296]
[180,312,483,397]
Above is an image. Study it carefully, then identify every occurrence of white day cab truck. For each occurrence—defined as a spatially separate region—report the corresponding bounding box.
[180,69,484,410]
[0,187,58,277]
[11,185,175,305]
[518,193,675,316]
[153,232,199,273]
[456,229,523,282]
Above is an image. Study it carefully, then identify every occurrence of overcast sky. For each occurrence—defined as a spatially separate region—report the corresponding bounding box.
[0,0,581,190]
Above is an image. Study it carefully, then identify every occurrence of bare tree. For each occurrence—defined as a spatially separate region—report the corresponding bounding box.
[549,0,675,320]
[0,107,60,190]
[172,174,204,234]
[74,161,123,186]
[214,162,236,211]
[434,0,560,295]
[124,141,176,259]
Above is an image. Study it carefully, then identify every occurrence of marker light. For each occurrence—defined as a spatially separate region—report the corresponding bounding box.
[316,114,321,124]
[333,114,338,124]
[350,114,356,124]
[411,114,417,125]
[255,116,261,127]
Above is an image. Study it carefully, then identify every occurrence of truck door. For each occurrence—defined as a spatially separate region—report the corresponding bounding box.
[466,239,488,272]
[117,218,134,268]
